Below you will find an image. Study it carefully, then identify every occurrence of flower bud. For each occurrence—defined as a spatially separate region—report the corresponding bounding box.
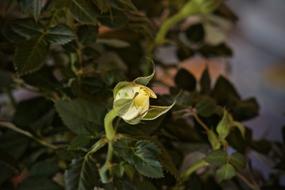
[113,82,157,124]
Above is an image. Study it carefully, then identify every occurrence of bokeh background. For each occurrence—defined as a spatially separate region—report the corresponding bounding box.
[228,0,285,142]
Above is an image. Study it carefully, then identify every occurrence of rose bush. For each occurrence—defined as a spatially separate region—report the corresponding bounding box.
[0,0,284,190]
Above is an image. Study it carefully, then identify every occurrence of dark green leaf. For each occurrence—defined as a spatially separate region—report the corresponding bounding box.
[185,23,205,43]
[55,99,106,135]
[212,76,240,103]
[133,141,164,178]
[175,68,196,91]
[47,24,75,45]
[199,43,233,58]
[22,66,62,92]
[0,70,13,89]
[0,131,29,160]
[0,149,18,185]
[1,19,42,42]
[77,25,98,45]
[19,177,62,190]
[152,139,179,178]
[227,128,248,153]
[13,97,53,128]
[69,136,93,150]
[64,156,100,190]
[216,163,236,182]
[200,67,211,94]
[97,7,128,28]
[30,159,59,177]
[232,98,259,121]
[229,152,246,170]
[196,96,217,117]
[32,0,46,21]
[176,45,195,61]
[14,37,49,75]
[69,0,98,24]
[205,150,227,167]
[114,139,164,178]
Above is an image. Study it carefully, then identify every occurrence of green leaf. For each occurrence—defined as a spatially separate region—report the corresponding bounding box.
[0,149,18,185]
[142,103,175,121]
[55,98,106,135]
[69,135,93,151]
[64,156,100,190]
[47,24,75,45]
[152,139,179,178]
[77,25,98,45]
[133,62,155,86]
[196,96,217,117]
[233,98,259,121]
[32,0,46,21]
[114,139,164,178]
[207,130,221,150]
[0,70,13,89]
[229,152,246,170]
[233,121,246,138]
[14,37,49,75]
[216,163,236,182]
[19,177,62,190]
[205,150,227,167]
[133,141,164,178]
[212,76,240,103]
[97,8,128,28]
[97,39,130,48]
[2,19,42,42]
[69,0,98,24]
[185,23,205,43]
[175,68,196,91]
[19,0,46,21]
[200,67,211,93]
[0,131,29,160]
[216,110,233,140]
[30,159,59,177]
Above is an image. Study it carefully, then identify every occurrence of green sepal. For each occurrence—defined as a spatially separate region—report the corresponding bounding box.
[133,64,155,86]
[142,102,175,121]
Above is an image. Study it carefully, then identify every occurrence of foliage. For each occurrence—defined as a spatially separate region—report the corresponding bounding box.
[0,0,284,190]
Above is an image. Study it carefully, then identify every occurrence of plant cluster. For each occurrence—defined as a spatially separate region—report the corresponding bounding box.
[0,0,284,190]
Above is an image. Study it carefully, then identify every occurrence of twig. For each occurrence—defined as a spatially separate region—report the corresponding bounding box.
[237,172,260,190]
[0,121,58,150]
[191,110,210,132]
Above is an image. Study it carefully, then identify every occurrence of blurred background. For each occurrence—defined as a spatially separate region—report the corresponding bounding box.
[227,0,285,141]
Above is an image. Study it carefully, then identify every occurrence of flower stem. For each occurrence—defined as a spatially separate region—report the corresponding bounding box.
[155,1,199,45]
[99,109,118,183]
[104,109,117,141]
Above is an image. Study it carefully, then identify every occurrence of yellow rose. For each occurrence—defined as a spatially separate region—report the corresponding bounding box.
[114,83,157,124]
